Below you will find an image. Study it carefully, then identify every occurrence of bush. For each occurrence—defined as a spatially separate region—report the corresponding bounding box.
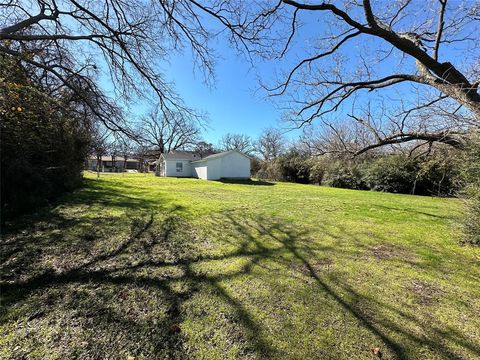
[255,150,311,183]
[255,161,283,181]
[275,151,311,183]
[309,159,326,184]
[458,135,480,245]
[322,161,366,190]
[255,144,462,198]
[363,155,418,194]
[363,152,460,196]
[1,55,90,219]
[415,151,460,196]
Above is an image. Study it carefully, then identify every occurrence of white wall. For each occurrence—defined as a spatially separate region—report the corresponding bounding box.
[192,158,221,180]
[218,152,250,179]
[165,159,192,177]
[166,151,250,180]
[206,157,222,180]
[192,161,208,179]
[192,152,250,180]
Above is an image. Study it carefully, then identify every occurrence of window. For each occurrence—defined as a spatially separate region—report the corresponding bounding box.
[176,162,183,172]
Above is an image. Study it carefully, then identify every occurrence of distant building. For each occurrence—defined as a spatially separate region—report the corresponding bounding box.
[86,156,140,172]
[156,150,251,180]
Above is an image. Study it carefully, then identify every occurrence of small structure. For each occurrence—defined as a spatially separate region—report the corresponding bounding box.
[86,156,139,172]
[156,150,251,180]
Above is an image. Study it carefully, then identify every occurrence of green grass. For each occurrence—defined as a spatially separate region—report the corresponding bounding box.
[1,172,480,359]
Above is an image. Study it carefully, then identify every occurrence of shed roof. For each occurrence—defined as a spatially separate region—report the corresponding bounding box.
[160,151,200,161]
[191,150,251,163]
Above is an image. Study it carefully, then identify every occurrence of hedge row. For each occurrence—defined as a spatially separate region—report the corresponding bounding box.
[256,149,460,196]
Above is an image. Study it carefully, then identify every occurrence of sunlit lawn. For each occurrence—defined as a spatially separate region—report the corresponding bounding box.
[1,172,479,359]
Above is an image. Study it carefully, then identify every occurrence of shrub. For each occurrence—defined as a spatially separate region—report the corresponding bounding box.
[1,55,90,219]
[415,151,460,196]
[309,159,326,184]
[275,151,311,183]
[322,161,366,190]
[255,161,283,181]
[458,135,480,245]
[363,155,418,194]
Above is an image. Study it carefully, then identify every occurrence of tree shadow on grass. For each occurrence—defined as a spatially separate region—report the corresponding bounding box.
[216,178,275,186]
[1,199,479,358]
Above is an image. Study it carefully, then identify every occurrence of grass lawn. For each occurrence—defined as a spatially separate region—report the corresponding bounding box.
[1,172,480,359]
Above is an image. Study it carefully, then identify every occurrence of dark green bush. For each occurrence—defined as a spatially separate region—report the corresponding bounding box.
[458,135,480,245]
[363,152,460,195]
[275,151,311,184]
[322,161,366,190]
[309,159,326,184]
[1,55,90,219]
[363,155,418,194]
[257,143,461,197]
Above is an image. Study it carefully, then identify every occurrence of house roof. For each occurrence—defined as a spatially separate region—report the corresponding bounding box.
[191,150,251,163]
[160,151,200,161]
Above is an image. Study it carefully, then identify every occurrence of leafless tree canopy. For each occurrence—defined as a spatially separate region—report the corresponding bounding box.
[3,1,480,154]
[194,141,216,158]
[0,0,228,132]
[200,0,480,154]
[218,133,254,154]
[140,105,201,153]
[257,128,285,161]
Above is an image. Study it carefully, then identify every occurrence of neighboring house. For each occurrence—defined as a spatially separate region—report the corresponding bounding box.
[86,156,140,172]
[156,150,251,180]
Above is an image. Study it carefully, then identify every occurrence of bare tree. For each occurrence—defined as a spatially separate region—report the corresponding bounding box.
[194,141,216,158]
[219,133,254,154]
[115,133,137,172]
[90,125,111,177]
[200,0,480,153]
[0,0,229,132]
[140,105,201,153]
[4,1,479,154]
[256,128,285,161]
[298,121,374,157]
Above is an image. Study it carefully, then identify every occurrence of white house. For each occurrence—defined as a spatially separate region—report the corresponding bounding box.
[156,150,251,180]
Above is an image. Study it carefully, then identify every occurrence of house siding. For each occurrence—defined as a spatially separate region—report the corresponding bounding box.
[191,152,250,180]
[218,152,250,178]
[165,159,192,177]
[192,161,208,179]
[158,150,251,180]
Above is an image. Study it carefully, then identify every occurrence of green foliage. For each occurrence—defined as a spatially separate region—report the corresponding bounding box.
[255,160,283,181]
[458,135,480,245]
[275,150,311,183]
[0,55,90,218]
[255,150,311,183]
[257,149,461,196]
[308,158,326,184]
[322,161,367,190]
[363,155,418,194]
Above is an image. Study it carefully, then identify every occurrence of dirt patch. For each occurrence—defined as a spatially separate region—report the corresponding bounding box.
[370,244,416,263]
[291,258,334,276]
[408,280,443,305]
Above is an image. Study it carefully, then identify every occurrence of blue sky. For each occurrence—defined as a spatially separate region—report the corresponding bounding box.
[116,1,474,146]
[164,49,283,144]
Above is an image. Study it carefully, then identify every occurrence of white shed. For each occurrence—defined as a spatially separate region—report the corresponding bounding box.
[192,150,251,180]
[156,151,200,177]
[156,150,251,180]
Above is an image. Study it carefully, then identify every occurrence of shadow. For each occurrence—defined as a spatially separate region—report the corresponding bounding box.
[216,178,275,186]
[372,204,454,220]
[1,181,479,359]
